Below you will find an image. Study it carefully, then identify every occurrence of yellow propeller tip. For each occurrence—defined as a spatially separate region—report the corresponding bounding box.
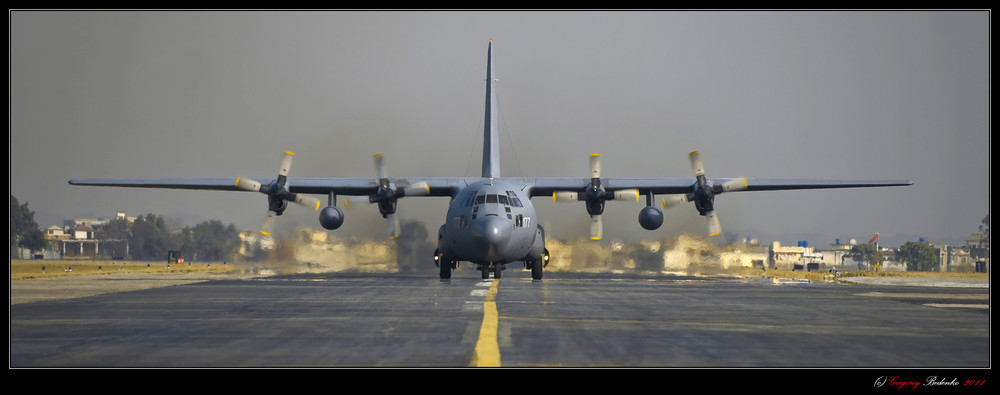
[590,153,600,156]
[285,151,295,156]
[709,232,720,237]
[591,237,602,241]
[260,231,271,236]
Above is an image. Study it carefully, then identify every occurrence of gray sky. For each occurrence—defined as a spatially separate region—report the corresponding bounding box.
[10,10,990,246]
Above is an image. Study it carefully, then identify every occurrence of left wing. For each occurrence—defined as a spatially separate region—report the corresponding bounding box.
[518,152,912,238]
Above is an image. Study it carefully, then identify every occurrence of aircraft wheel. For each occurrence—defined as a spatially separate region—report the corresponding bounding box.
[493,265,502,279]
[481,265,490,280]
[440,261,452,279]
[531,260,543,280]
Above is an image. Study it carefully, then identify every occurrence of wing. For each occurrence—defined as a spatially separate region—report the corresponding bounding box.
[525,176,911,239]
[522,177,912,198]
[286,177,463,197]
[522,152,912,238]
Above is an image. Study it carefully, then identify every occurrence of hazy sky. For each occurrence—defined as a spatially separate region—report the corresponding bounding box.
[10,10,990,246]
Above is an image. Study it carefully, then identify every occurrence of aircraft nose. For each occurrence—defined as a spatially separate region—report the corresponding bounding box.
[474,216,511,248]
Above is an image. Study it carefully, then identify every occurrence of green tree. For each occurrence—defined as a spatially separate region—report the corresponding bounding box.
[184,220,240,261]
[128,214,178,260]
[96,217,130,240]
[9,195,46,258]
[896,241,939,272]
[849,243,883,268]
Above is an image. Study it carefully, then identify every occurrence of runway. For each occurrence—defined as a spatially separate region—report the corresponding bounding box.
[9,270,990,368]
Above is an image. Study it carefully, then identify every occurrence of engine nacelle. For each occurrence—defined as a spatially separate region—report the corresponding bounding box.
[319,206,345,230]
[638,206,663,230]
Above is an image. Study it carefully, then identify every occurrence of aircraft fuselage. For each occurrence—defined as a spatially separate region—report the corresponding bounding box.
[436,179,546,279]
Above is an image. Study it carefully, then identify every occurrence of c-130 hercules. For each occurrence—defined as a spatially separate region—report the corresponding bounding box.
[70,40,912,280]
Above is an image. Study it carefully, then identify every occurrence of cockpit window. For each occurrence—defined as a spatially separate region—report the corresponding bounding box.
[462,191,477,207]
[475,194,486,205]
[505,190,523,207]
[498,195,508,206]
[486,194,498,204]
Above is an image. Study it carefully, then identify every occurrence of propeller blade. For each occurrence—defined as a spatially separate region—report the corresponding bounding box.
[589,215,603,241]
[342,195,372,210]
[235,177,264,192]
[689,151,705,177]
[260,211,277,236]
[590,153,601,178]
[720,177,748,192]
[706,210,722,237]
[293,194,322,211]
[612,189,640,202]
[661,194,689,209]
[279,151,295,178]
[403,181,431,196]
[386,213,401,239]
[553,191,579,202]
[374,153,388,179]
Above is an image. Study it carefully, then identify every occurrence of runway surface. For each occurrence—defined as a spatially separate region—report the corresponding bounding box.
[9,270,990,368]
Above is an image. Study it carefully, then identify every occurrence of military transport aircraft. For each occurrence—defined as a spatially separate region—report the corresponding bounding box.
[70,40,912,280]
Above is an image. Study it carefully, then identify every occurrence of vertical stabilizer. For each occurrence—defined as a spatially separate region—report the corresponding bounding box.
[482,40,500,178]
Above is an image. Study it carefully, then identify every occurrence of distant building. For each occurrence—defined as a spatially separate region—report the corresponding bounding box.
[72,224,95,240]
[965,232,989,273]
[42,211,132,260]
[769,241,824,271]
[44,225,70,240]
[932,244,975,273]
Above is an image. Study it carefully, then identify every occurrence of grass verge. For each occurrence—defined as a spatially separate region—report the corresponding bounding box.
[10,259,239,280]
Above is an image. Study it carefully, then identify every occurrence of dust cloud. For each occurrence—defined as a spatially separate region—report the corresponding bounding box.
[231,221,767,276]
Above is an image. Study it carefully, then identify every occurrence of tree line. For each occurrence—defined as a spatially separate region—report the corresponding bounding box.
[11,195,241,261]
[10,195,46,258]
[96,214,242,261]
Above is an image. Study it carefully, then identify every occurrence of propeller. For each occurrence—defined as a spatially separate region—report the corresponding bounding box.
[552,153,639,240]
[344,154,430,239]
[235,151,321,236]
[661,151,747,236]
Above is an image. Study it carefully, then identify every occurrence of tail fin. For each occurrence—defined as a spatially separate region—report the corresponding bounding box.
[482,40,500,178]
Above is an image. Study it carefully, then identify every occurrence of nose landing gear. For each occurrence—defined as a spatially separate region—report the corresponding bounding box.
[479,263,504,279]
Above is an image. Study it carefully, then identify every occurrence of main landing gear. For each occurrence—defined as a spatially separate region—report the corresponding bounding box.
[434,249,550,280]
[525,250,550,280]
[434,249,455,280]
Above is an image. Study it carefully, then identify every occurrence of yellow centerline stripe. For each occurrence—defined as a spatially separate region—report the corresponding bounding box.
[471,279,501,367]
